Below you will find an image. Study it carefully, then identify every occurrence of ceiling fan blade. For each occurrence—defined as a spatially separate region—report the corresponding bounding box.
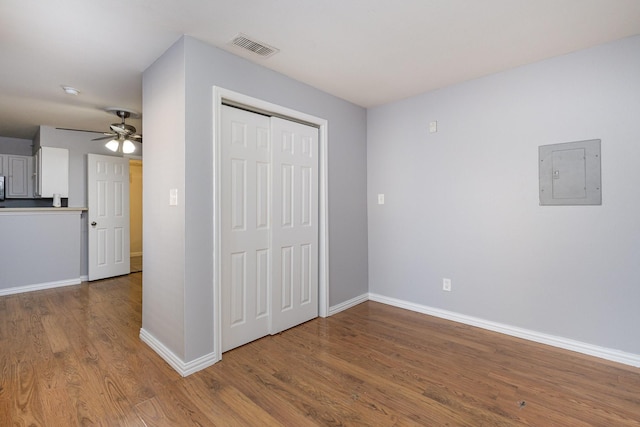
[56,127,103,134]
[130,134,142,141]
[92,135,117,141]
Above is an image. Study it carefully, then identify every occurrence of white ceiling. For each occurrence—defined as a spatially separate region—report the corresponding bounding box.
[1,0,640,140]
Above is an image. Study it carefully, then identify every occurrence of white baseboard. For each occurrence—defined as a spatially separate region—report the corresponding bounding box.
[329,292,369,316]
[368,293,640,368]
[0,278,82,297]
[139,328,218,377]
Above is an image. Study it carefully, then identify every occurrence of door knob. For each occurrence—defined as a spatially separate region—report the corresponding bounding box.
[91,221,97,226]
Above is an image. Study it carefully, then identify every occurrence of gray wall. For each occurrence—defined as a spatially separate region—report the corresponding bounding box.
[0,136,33,155]
[184,37,369,309]
[367,35,640,354]
[0,212,82,289]
[142,36,369,363]
[142,39,187,359]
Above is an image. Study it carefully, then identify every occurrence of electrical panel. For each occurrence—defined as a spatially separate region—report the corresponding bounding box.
[539,139,601,206]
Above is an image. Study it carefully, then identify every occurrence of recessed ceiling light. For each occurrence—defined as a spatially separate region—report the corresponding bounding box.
[61,85,79,95]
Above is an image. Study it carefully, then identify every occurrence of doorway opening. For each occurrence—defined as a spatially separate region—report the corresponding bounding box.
[129,159,143,273]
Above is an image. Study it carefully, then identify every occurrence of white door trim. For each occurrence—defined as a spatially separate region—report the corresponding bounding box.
[212,87,330,362]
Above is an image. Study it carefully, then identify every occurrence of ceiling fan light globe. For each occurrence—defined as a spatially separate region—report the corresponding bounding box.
[105,139,119,152]
[122,139,136,154]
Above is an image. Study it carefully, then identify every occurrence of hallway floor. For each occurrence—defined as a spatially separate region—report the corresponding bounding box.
[130,255,142,273]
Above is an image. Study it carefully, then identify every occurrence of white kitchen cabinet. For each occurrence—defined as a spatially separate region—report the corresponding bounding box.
[7,155,32,197]
[0,154,33,198]
[34,147,69,198]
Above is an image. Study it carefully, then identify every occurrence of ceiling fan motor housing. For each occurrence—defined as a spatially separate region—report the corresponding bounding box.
[110,123,137,134]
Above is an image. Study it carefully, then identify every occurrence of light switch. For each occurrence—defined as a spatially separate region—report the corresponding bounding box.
[429,121,438,133]
[377,194,385,205]
[169,188,178,206]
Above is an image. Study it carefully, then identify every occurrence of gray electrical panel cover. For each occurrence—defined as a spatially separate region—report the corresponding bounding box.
[539,139,601,205]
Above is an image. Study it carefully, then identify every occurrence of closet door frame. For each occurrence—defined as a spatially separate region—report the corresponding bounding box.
[212,87,329,362]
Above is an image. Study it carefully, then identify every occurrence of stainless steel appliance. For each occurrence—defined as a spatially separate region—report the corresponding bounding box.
[0,175,5,200]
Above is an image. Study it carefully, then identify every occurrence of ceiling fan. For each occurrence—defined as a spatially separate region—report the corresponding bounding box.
[92,108,142,154]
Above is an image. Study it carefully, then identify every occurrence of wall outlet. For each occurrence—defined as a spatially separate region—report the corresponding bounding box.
[442,278,451,292]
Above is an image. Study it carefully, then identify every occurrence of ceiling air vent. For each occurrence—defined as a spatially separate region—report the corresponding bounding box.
[229,33,279,58]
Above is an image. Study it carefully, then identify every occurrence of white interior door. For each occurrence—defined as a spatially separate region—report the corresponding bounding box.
[87,154,130,281]
[270,117,319,334]
[221,106,319,352]
[221,106,271,352]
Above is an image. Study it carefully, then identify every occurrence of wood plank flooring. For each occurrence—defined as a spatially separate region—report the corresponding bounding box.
[130,256,142,273]
[1,273,639,426]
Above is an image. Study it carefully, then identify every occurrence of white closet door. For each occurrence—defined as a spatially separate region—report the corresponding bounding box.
[221,106,272,352]
[270,117,319,334]
[221,106,319,352]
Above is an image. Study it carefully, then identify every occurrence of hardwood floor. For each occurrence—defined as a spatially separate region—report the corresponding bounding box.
[130,256,142,273]
[1,274,639,426]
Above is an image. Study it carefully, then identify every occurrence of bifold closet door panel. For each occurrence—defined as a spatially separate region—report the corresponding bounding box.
[221,105,271,352]
[270,116,319,335]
